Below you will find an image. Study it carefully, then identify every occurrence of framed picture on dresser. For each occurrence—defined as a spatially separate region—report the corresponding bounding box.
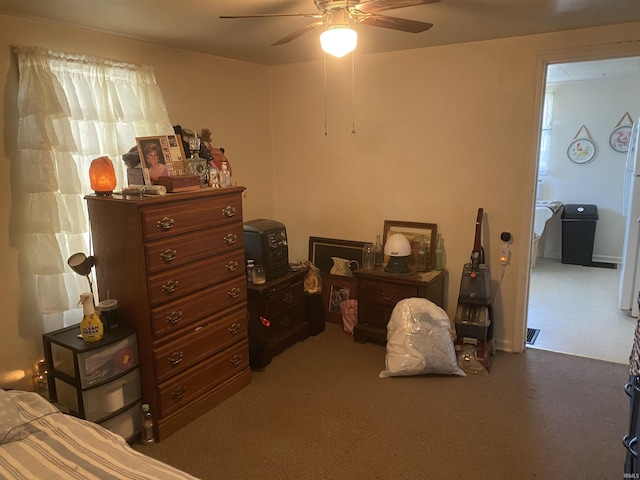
[383,220,437,271]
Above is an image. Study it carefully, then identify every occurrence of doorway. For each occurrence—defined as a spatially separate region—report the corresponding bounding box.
[526,56,640,364]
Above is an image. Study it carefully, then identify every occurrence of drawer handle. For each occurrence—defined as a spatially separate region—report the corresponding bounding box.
[171,386,187,401]
[162,280,180,294]
[160,249,177,262]
[225,260,239,272]
[168,351,184,366]
[227,287,241,299]
[224,233,238,245]
[166,310,183,324]
[381,290,395,301]
[228,322,241,335]
[157,217,175,231]
[282,293,293,304]
[230,354,243,366]
[280,316,290,327]
[222,206,236,217]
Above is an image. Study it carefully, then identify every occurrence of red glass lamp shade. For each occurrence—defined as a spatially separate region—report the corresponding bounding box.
[89,156,116,195]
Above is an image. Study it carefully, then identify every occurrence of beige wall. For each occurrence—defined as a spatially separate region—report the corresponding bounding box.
[269,23,640,354]
[1,13,640,389]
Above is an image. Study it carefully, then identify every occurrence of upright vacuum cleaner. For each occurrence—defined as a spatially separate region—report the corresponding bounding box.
[454,208,494,371]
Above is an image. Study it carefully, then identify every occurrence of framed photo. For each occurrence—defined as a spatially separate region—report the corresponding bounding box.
[321,273,357,324]
[308,236,369,273]
[136,135,187,184]
[383,220,438,271]
[567,138,597,165]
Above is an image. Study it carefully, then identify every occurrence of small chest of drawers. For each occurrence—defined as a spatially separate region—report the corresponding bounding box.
[43,324,142,441]
[86,187,251,441]
[247,270,310,369]
[353,268,447,344]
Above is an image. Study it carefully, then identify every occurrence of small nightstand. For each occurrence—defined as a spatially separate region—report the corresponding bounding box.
[353,268,448,344]
[247,270,310,369]
[42,324,142,441]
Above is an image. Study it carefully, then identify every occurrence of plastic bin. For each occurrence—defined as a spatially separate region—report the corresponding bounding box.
[561,204,598,265]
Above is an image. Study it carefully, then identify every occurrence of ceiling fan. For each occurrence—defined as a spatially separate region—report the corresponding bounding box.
[220,0,439,57]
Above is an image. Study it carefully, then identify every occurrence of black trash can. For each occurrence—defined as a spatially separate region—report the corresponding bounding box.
[561,204,599,266]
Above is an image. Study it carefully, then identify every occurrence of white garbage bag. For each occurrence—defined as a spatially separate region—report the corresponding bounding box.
[380,298,465,378]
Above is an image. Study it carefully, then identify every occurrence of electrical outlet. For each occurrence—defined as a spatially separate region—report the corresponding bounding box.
[499,247,510,265]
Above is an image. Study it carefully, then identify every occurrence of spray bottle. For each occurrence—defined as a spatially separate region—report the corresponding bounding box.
[79,293,104,342]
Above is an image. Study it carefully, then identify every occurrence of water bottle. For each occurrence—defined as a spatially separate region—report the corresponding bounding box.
[141,403,154,444]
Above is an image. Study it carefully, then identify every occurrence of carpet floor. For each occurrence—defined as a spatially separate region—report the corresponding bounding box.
[133,323,630,480]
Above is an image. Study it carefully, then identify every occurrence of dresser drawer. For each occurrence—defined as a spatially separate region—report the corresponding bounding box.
[359,279,419,306]
[264,280,305,318]
[258,303,305,340]
[157,339,249,417]
[141,193,243,242]
[151,278,247,338]
[145,222,244,274]
[153,307,247,382]
[148,249,245,306]
[358,302,393,328]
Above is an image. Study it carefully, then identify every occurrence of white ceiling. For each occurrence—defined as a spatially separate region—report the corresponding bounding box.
[2,0,640,66]
[547,57,640,84]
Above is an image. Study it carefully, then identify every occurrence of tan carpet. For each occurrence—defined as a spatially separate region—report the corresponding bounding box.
[133,323,629,479]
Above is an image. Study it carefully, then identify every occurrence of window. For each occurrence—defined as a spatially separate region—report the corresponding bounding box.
[14,46,173,332]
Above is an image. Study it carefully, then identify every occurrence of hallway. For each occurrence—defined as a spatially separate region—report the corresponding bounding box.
[527,257,636,365]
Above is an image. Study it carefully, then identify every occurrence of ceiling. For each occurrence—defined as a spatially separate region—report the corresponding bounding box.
[2,0,640,66]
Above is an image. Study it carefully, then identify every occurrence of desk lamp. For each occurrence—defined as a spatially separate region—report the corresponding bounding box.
[67,253,96,303]
[384,233,411,274]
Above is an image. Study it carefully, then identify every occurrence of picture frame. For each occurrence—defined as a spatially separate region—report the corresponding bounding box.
[308,236,369,274]
[136,134,187,184]
[321,273,357,324]
[383,220,438,271]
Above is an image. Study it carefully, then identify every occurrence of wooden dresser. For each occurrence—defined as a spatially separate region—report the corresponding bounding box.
[247,270,309,369]
[353,268,447,344]
[86,187,251,441]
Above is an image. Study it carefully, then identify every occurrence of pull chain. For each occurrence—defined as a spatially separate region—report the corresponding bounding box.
[351,51,357,135]
[323,53,328,136]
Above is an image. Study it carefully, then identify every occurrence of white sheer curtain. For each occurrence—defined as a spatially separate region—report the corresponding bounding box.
[13,46,173,333]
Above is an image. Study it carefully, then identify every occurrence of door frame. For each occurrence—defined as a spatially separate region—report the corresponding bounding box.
[518,41,640,352]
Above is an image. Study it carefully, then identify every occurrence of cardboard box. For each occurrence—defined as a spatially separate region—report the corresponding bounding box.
[155,175,201,192]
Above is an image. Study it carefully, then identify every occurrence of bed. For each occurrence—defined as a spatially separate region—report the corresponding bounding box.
[0,389,198,479]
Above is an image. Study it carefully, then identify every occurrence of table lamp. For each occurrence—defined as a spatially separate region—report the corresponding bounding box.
[384,233,411,274]
[89,156,116,196]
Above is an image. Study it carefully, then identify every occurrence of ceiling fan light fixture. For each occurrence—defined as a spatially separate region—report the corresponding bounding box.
[320,25,357,58]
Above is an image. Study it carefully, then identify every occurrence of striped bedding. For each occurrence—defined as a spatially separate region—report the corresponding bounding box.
[0,389,198,480]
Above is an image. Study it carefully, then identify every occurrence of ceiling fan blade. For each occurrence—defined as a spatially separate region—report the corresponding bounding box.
[355,0,440,14]
[220,13,320,19]
[357,14,433,33]
[271,21,325,46]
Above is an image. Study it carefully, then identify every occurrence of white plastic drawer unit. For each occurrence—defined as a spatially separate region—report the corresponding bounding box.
[55,367,142,422]
[50,333,139,388]
[43,324,143,429]
[98,401,142,440]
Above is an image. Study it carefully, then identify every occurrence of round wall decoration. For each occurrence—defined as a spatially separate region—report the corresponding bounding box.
[610,125,632,153]
[567,138,597,165]
[609,113,634,154]
[567,125,597,165]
